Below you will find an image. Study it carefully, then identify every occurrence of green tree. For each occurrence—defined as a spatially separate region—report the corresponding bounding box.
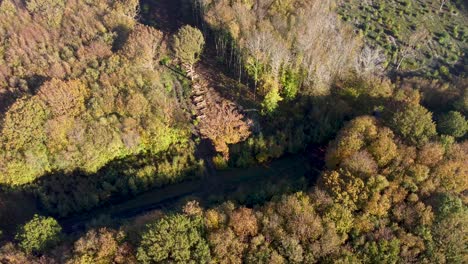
[437,111,467,138]
[173,25,205,65]
[261,88,283,114]
[433,193,464,221]
[361,239,401,264]
[137,214,210,263]
[390,104,437,146]
[432,211,468,263]
[15,214,62,254]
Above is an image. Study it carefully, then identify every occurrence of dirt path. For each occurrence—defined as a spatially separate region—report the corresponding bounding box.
[60,153,314,233]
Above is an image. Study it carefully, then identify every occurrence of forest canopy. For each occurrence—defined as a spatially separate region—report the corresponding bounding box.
[0,0,193,185]
[0,0,467,263]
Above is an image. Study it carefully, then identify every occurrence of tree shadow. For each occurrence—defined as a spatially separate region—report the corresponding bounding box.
[0,185,40,240]
[25,74,49,95]
[25,150,202,220]
[139,0,185,34]
[111,24,132,52]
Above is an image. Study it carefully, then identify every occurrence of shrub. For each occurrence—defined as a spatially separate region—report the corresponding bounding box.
[439,65,450,77]
[213,155,229,170]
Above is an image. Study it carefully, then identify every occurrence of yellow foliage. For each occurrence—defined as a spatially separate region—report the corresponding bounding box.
[368,127,397,167]
[326,116,379,168]
[1,97,48,152]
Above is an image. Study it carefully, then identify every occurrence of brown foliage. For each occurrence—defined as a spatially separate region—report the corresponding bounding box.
[121,24,164,67]
[229,207,258,239]
[37,79,89,117]
[199,98,251,158]
[68,228,136,264]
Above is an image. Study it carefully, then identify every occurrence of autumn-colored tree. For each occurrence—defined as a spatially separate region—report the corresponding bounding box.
[26,0,66,27]
[229,207,258,239]
[325,116,380,169]
[121,24,164,68]
[68,228,136,264]
[432,142,468,193]
[37,79,89,117]
[208,228,246,264]
[199,100,251,158]
[0,243,48,264]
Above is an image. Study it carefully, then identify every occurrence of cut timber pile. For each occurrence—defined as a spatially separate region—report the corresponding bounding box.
[184,63,252,158]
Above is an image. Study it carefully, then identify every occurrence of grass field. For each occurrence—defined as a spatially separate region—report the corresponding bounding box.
[338,0,468,79]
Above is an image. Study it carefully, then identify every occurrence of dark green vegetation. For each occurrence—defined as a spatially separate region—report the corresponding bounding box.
[137,214,210,263]
[0,0,467,263]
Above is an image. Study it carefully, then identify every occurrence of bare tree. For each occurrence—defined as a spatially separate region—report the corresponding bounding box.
[267,34,290,79]
[356,45,387,76]
[254,0,275,21]
[439,0,449,11]
[295,4,358,94]
[245,30,271,98]
[396,27,429,71]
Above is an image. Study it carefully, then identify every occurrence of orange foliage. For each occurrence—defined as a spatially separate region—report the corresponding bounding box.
[37,79,89,117]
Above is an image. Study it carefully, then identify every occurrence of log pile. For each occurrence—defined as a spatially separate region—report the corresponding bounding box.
[184,64,252,158]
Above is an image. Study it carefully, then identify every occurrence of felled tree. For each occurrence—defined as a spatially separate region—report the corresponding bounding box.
[199,100,251,158]
[173,25,205,65]
[396,27,429,71]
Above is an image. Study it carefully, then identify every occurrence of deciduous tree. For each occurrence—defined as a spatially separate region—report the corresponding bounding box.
[437,111,467,138]
[15,215,62,254]
[137,214,210,263]
[390,104,437,146]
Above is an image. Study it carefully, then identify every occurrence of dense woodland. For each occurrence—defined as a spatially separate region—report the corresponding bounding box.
[0,0,467,263]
